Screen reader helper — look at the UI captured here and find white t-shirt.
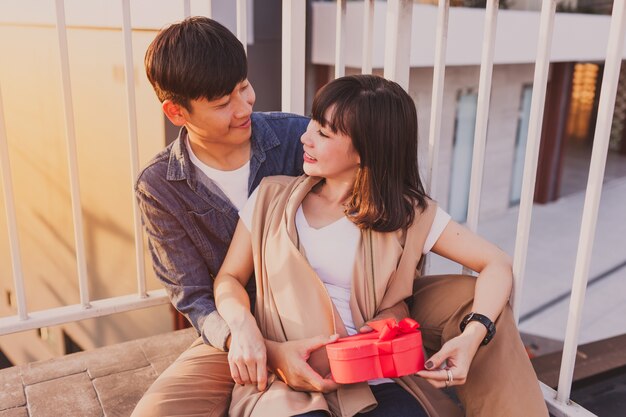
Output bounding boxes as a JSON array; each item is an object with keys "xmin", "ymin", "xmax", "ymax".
[{"xmin": 186, "ymin": 139, "xmax": 250, "ymax": 211}]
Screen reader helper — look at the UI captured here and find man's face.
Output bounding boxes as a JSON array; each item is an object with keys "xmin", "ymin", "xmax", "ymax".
[{"xmin": 179, "ymin": 79, "xmax": 256, "ymax": 147}]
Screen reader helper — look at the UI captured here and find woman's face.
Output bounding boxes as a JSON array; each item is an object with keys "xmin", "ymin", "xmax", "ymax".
[{"xmin": 300, "ymin": 111, "xmax": 360, "ymax": 182}]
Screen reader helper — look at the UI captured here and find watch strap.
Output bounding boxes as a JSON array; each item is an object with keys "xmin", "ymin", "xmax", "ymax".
[{"xmin": 460, "ymin": 312, "xmax": 496, "ymax": 345}]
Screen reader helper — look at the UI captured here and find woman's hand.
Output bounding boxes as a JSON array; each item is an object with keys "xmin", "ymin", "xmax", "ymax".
[
  {"xmin": 416, "ymin": 322, "xmax": 486, "ymax": 388},
  {"xmin": 228, "ymin": 317, "xmax": 269, "ymax": 392}
]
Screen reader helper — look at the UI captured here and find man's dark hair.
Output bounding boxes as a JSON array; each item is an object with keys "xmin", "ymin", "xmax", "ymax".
[
  {"xmin": 311, "ymin": 75, "xmax": 429, "ymax": 233},
  {"xmin": 145, "ymin": 17, "xmax": 247, "ymax": 111}
]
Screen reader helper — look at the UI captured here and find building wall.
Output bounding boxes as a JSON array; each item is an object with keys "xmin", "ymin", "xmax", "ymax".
[
  {"xmin": 409, "ymin": 64, "xmax": 535, "ymax": 219},
  {"xmin": 0, "ymin": 25, "xmax": 170, "ymax": 365},
  {"xmin": 343, "ymin": 63, "xmax": 534, "ymax": 221}
]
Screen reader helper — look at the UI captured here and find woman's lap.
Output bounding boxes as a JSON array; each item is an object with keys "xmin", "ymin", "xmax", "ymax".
[{"xmin": 293, "ymin": 383, "xmax": 428, "ymax": 417}]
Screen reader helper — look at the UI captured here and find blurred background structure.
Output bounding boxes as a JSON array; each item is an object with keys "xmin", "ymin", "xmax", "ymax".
[{"xmin": 1, "ymin": 1, "xmax": 625, "ymax": 416}]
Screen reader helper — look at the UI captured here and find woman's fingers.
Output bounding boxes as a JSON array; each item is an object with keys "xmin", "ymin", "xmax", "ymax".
[{"xmin": 416, "ymin": 368, "xmax": 455, "ymax": 389}]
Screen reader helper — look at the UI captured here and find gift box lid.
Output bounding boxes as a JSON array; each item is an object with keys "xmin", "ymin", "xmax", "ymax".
[{"xmin": 326, "ymin": 321, "xmax": 422, "ymax": 361}]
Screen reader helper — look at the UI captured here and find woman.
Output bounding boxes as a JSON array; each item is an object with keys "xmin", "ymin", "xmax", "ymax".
[{"xmin": 214, "ymin": 75, "xmax": 547, "ymax": 417}]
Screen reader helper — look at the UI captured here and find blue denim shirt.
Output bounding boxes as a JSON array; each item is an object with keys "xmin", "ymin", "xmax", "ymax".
[{"xmin": 136, "ymin": 112, "xmax": 308, "ymax": 350}]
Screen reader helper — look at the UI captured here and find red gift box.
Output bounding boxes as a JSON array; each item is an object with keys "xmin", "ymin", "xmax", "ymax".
[{"xmin": 326, "ymin": 318, "xmax": 425, "ymax": 384}]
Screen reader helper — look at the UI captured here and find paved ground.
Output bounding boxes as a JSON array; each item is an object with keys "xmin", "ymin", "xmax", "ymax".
[{"xmin": 0, "ymin": 328, "xmax": 196, "ymax": 417}]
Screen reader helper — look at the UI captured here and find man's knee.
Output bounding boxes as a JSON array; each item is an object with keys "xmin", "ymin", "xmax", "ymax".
[{"xmin": 131, "ymin": 340, "xmax": 233, "ymax": 417}]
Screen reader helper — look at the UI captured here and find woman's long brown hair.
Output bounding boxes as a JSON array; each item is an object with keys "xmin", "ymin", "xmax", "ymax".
[{"xmin": 311, "ymin": 75, "xmax": 428, "ymax": 232}]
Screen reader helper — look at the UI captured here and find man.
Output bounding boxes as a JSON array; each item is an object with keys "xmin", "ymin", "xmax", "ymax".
[
  {"xmin": 133, "ymin": 16, "xmax": 548, "ymax": 417},
  {"xmin": 132, "ymin": 17, "xmax": 341, "ymax": 417}
]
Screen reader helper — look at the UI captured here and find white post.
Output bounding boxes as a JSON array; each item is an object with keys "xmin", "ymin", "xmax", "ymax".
[
  {"xmin": 207, "ymin": 0, "xmax": 212, "ymax": 18},
  {"xmin": 121, "ymin": 0, "xmax": 147, "ymax": 298},
  {"xmin": 335, "ymin": 0, "xmax": 347, "ymax": 79},
  {"xmin": 183, "ymin": 0, "xmax": 191, "ymax": 18},
  {"xmin": 237, "ymin": 0, "xmax": 247, "ymax": 54},
  {"xmin": 511, "ymin": 0, "xmax": 557, "ymax": 322},
  {"xmin": 462, "ymin": 0, "xmax": 498, "ymax": 275},
  {"xmin": 556, "ymin": 0, "xmax": 626, "ymax": 404},
  {"xmin": 281, "ymin": 0, "xmax": 306, "ymax": 115},
  {"xmin": 54, "ymin": 0, "xmax": 91, "ymax": 308},
  {"xmin": 383, "ymin": 0, "xmax": 414, "ymax": 91},
  {"xmin": 361, "ymin": 0, "xmax": 375, "ymax": 75},
  {"xmin": 426, "ymin": 0, "xmax": 450, "ymax": 198},
  {"xmin": 0, "ymin": 86, "xmax": 28, "ymax": 320}
]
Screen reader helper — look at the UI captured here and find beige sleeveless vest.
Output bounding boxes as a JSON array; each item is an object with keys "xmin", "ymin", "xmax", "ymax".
[{"xmin": 229, "ymin": 175, "xmax": 461, "ymax": 417}]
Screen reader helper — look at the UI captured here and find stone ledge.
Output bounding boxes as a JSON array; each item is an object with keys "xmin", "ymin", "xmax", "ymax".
[{"xmin": 0, "ymin": 328, "xmax": 197, "ymax": 417}]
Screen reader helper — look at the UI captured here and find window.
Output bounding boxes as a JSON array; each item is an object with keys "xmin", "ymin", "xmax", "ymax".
[
  {"xmin": 510, "ymin": 85, "xmax": 533, "ymax": 206},
  {"xmin": 448, "ymin": 89, "xmax": 478, "ymax": 223}
]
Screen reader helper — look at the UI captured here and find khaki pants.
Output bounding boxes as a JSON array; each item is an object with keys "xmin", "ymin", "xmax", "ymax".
[{"xmin": 131, "ymin": 275, "xmax": 548, "ymax": 417}]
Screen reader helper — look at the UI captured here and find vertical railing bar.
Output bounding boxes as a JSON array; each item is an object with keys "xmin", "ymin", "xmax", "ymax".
[
  {"xmin": 511, "ymin": 0, "xmax": 557, "ymax": 322},
  {"xmin": 361, "ymin": 0, "xmax": 375, "ymax": 75},
  {"xmin": 281, "ymin": 0, "xmax": 306, "ymax": 115},
  {"xmin": 462, "ymin": 0, "xmax": 498, "ymax": 274},
  {"xmin": 54, "ymin": 0, "xmax": 90, "ymax": 308},
  {"xmin": 426, "ymin": 0, "xmax": 450, "ymax": 198},
  {"xmin": 383, "ymin": 0, "xmax": 414, "ymax": 91},
  {"xmin": 207, "ymin": 0, "xmax": 212, "ymax": 18},
  {"xmin": 121, "ymin": 0, "xmax": 147, "ymax": 298},
  {"xmin": 556, "ymin": 0, "xmax": 626, "ymax": 404},
  {"xmin": 0, "ymin": 86, "xmax": 28, "ymax": 320},
  {"xmin": 183, "ymin": 0, "xmax": 191, "ymax": 18},
  {"xmin": 236, "ymin": 0, "xmax": 247, "ymax": 54},
  {"xmin": 335, "ymin": 0, "xmax": 347, "ymax": 79}
]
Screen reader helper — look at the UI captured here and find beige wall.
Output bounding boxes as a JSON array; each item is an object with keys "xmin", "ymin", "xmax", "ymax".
[{"xmin": 0, "ymin": 25, "xmax": 171, "ymax": 365}]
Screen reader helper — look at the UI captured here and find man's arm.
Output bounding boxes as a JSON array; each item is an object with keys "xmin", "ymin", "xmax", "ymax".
[{"xmin": 136, "ymin": 186, "xmax": 231, "ymax": 351}]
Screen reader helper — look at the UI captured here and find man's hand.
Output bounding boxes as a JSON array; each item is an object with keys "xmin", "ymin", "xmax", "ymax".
[
  {"xmin": 228, "ymin": 318, "xmax": 268, "ymax": 391},
  {"xmin": 265, "ymin": 335, "xmax": 340, "ymax": 393}
]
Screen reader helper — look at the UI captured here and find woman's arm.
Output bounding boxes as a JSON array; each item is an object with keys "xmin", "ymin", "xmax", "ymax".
[
  {"xmin": 214, "ymin": 220, "xmax": 268, "ymax": 390},
  {"xmin": 432, "ymin": 220, "xmax": 512, "ymax": 324},
  {"xmin": 417, "ymin": 220, "xmax": 512, "ymax": 388}
]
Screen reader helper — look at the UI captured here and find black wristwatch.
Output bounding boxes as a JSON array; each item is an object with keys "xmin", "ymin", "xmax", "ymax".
[{"xmin": 460, "ymin": 312, "xmax": 496, "ymax": 345}]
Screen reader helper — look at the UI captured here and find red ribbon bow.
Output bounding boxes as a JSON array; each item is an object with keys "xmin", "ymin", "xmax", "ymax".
[{"xmin": 368, "ymin": 318, "xmax": 420, "ymax": 341}]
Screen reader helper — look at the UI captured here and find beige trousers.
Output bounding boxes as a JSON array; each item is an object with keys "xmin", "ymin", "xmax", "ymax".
[{"xmin": 131, "ymin": 275, "xmax": 548, "ymax": 417}]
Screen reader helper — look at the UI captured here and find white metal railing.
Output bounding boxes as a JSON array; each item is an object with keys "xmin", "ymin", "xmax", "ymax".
[
  {"xmin": 121, "ymin": 0, "xmax": 147, "ymax": 300},
  {"xmin": 0, "ymin": 1, "xmax": 619, "ymax": 415},
  {"xmin": 556, "ymin": 0, "xmax": 626, "ymax": 408},
  {"xmin": 54, "ymin": 0, "xmax": 91, "ymax": 309},
  {"xmin": 361, "ymin": 0, "xmax": 375, "ymax": 75},
  {"xmin": 281, "ymin": 0, "xmax": 306, "ymax": 115},
  {"xmin": 383, "ymin": 0, "xmax": 414, "ymax": 90},
  {"xmin": 511, "ymin": 0, "xmax": 557, "ymax": 324},
  {"xmin": 425, "ymin": 0, "xmax": 450, "ymax": 197},
  {"xmin": 0, "ymin": 85, "xmax": 27, "ymax": 321}
]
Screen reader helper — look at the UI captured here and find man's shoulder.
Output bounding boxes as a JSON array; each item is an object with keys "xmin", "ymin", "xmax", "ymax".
[
  {"xmin": 254, "ymin": 111, "xmax": 309, "ymax": 123},
  {"xmin": 252, "ymin": 112, "xmax": 309, "ymax": 136},
  {"xmin": 135, "ymin": 141, "xmax": 175, "ymax": 193}
]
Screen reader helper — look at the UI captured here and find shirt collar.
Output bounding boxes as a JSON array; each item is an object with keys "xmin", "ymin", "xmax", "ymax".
[
  {"xmin": 166, "ymin": 113, "xmax": 281, "ymax": 182},
  {"xmin": 166, "ymin": 127, "xmax": 192, "ymax": 182},
  {"xmin": 249, "ymin": 113, "xmax": 280, "ymax": 162}
]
